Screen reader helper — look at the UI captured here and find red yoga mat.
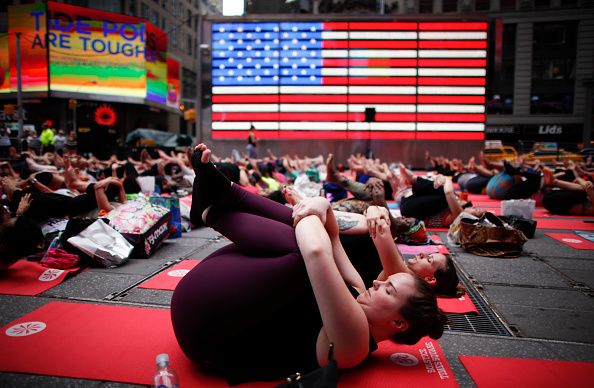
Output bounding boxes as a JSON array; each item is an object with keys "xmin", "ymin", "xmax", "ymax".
[
  {"xmin": 0, "ymin": 261, "xmax": 80, "ymax": 296},
  {"xmin": 471, "ymin": 201, "xmax": 502, "ymax": 208},
  {"xmin": 467, "ymin": 194, "xmax": 491, "ymax": 202},
  {"xmin": 0, "ymin": 302, "xmax": 458, "ymax": 387},
  {"xmin": 398, "ymin": 244, "xmax": 441, "ymax": 255},
  {"xmin": 437, "ymin": 295, "xmax": 478, "ymax": 315},
  {"xmin": 459, "ymin": 356, "xmax": 594, "ymax": 388},
  {"xmin": 426, "ymin": 227, "xmax": 450, "ymax": 232},
  {"xmin": 138, "ymin": 260, "xmax": 200, "ymax": 290},
  {"xmin": 536, "ymin": 219, "xmax": 594, "ymax": 231},
  {"xmin": 545, "ymin": 233, "xmax": 594, "ymax": 250},
  {"xmin": 533, "ymin": 208, "xmax": 594, "ymax": 219}
]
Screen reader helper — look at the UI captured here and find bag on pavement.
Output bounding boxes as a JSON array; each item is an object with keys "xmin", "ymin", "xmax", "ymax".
[
  {"xmin": 459, "ymin": 212, "xmax": 528, "ymax": 258},
  {"xmin": 66, "ymin": 219, "xmax": 132, "ymax": 268}
]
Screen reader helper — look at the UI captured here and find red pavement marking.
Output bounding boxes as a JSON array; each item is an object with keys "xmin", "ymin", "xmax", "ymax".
[
  {"xmin": 138, "ymin": 260, "xmax": 200, "ymax": 290},
  {"xmin": 545, "ymin": 233, "xmax": 594, "ymax": 250},
  {"xmin": 460, "ymin": 356, "xmax": 594, "ymax": 388}
]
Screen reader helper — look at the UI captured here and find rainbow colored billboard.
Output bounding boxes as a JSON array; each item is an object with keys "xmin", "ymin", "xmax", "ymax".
[
  {"xmin": 166, "ymin": 57, "xmax": 181, "ymax": 109},
  {"xmin": 4, "ymin": 2, "xmax": 171, "ymax": 105},
  {"xmin": 7, "ymin": 3, "xmax": 49, "ymax": 93}
]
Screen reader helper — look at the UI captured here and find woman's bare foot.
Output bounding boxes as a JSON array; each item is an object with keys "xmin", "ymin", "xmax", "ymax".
[
  {"xmin": 0, "ymin": 176, "xmax": 18, "ymax": 200},
  {"xmin": 325, "ymin": 153, "xmax": 342, "ymax": 183},
  {"xmin": 282, "ymin": 185, "xmax": 303, "ymax": 206},
  {"xmin": 468, "ymin": 156, "xmax": 476, "ymax": 172},
  {"xmin": 399, "ymin": 163, "xmax": 415, "ymax": 186},
  {"xmin": 543, "ymin": 167, "xmax": 556, "ymax": 186}
]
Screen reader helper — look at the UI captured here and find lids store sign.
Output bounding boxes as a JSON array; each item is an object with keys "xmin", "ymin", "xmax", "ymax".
[
  {"xmin": 524, "ymin": 124, "xmax": 581, "ymax": 141},
  {"xmin": 487, "ymin": 124, "xmax": 581, "ymax": 141},
  {"xmin": 537, "ymin": 125, "xmax": 563, "ymax": 135}
]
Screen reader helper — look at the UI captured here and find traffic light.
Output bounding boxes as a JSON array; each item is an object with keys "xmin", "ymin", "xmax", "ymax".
[
  {"xmin": 183, "ymin": 108, "xmax": 196, "ymax": 122},
  {"xmin": 3, "ymin": 104, "xmax": 15, "ymax": 115},
  {"xmin": 179, "ymin": 103, "xmax": 185, "ymax": 112},
  {"xmin": 68, "ymin": 99, "xmax": 78, "ymax": 110}
]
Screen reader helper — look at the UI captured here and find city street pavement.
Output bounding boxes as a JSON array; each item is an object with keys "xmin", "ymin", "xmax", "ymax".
[{"xmin": 1, "ymin": 217, "xmax": 594, "ymax": 387}]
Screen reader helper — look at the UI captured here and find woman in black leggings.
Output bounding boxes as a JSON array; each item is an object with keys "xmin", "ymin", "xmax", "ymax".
[
  {"xmin": 542, "ymin": 167, "xmax": 594, "ymax": 215},
  {"xmin": 170, "ymin": 144, "xmax": 446, "ymax": 385}
]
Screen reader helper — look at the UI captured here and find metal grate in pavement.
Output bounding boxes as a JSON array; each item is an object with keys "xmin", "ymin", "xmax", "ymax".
[{"xmin": 444, "ymin": 264, "xmax": 514, "ymax": 337}]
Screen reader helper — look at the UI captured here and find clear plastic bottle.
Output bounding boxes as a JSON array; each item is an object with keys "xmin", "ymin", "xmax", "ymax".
[{"xmin": 153, "ymin": 353, "xmax": 179, "ymax": 388}]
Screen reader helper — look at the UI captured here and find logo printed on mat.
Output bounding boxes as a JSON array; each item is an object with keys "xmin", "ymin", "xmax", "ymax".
[
  {"xmin": 390, "ymin": 352, "xmax": 419, "ymax": 366},
  {"xmin": 5, "ymin": 321, "xmax": 47, "ymax": 337},
  {"xmin": 38, "ymin": 269, "xmax": 64, "ymax": 282},
  {"xmin": 562, "ymin": 238, "xmax": 582, "ymax": 244},
  {"xmin": 168, "ymin": 269, "xmax": 190, "ymax": 277}
]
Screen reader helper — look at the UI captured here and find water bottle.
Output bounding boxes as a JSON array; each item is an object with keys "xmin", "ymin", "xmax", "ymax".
[{"xmin": 153, "ymin": 353, "xmax": 179, "ymax": 388}]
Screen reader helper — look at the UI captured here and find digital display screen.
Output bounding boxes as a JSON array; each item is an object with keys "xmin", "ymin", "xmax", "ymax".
[
  {"xmin": 7, "ymin": 3, "xmax": 49, "ymax": 93},
  {"xmin": 4, "ymin": 2, "xmax": 169, "ymax": 105},
  {"xmin": 166, "ymin": 57, "xmax": 181, "ymax": 109},
  {"xmin": 47, "ymin": 2, "xmax": 147, "ymax": 99},
  {"xmin": 211, "ymin": 21, "xmax": 487, "ymax": 140},
  {"xmin": 0, "ymin": 34, "xmax": 9, "ymax": 94},
  {"xmin": 145, "ymin": 21, "xmax": 167, "ymax": 104}
]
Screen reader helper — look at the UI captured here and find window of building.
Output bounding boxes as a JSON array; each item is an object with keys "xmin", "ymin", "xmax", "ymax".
[
  {"xmin": 561, "ymin": 0, "xmax": 578, "ymax": 6},
  {"xmin": 182, "ymin": 68, "xmax": 197, "ymax": 99},
  {"xmin": 150, "ymin": 9, "xmax": 159, "ymax": 25},
  {"xmin": 531, "ymin": 21, "xmax": 578, "ymax": 114},
  {"xmin": 443, "ymin": 0, "xmax": 458, "ymax": 12},
  {"xmin": 172, "ymin": 29, "xmax": 178, "ymax": 48},
  {"xmin": 141, "ymin": 3, "xmax": 149, "ymax": 19},
  {"xmin": 127, "ymin": 0, "xmax": 137, "ymax": 15},
  {"xmin": 475, "ymin": 0, "xmax": 490, "ymax": 10},
  {"xmin": 187, "ymin": 35, "xmax": 193, "ymax": 56},
  {"xmin": 534, "ymin": 0, "xmax": 550, "ymax": 8},
  {"xmin": 71, "ymin": 0, "xmax": 122, "ymax": 13},
  {"xmin": 500, "ymin": 0, "xmax": 516, "ymax": 10},
  {"xmin": 419, "ymin": 0, "xmax": 433, "ymax": 13},
  {"xmin": 487, "ymin": 23, "xmax": 516, "ymax": 114},
  {"xmin": 173, "ymin": 0, "xmax": 178, "ymax": 16},
  {"xmin": 188, "ymin": 9, "xmax": 193, "ymax": 27}
]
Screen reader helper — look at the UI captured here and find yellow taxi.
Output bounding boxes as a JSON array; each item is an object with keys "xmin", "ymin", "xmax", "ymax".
[
  {"xmin": 523, "ymin": 142, "xmax": 583, "ymax": 163},
  {"xmin": 483, "ymin": 146, "xmax": 518, "ymax": 163}
]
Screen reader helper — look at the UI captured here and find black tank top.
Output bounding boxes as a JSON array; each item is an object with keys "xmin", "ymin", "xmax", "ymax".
[{"xmin": 223, "ymin": 284, "xmax": 377, "ymax": 385}]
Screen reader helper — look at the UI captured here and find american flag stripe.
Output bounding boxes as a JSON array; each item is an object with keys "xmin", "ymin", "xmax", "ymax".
[
  {"xmin": 211, "ymin": 21, "xmax": 487, "ymax": 140},
  {"xmin": 212, "ymin": 130, "xmax": 484, "ymax": 140},
  {"xmin": 212, "ymin": 113, "xmax": 485, "ymax": 122}
]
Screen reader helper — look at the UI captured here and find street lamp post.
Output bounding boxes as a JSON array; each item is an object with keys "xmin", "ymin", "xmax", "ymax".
[{"xmin": 72, "ymin": 80, "xmax": 97, "ymax": 134}]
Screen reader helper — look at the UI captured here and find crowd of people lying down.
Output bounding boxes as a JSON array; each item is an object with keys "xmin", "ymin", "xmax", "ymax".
[
  {"xmin": 1, "ymin": 142, "xmax": 594, "ymax": 383},
  {"xmin": 1, "ymin": 143, "xmax": 593, "ymax": 281}
]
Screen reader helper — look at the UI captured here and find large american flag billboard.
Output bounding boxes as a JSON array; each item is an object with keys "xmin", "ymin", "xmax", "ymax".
[{"xmin": 211, "ymin": 21, "xmax": 487, "ymax": 140}]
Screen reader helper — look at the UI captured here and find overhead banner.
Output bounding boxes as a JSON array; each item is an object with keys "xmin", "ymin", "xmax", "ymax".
[
  {"xmin": 4, "ymin": 2, "xmax": 169, "ymax": 105},
  {"xmin": 47, "ymin": 2, "xmax": 146, "ymax": 98},
  {"xmin": 145, "ymin": 22, "xmax": 168, "ymax": 104},
  {"xmin": 166, "ymin": 57, "xmax": 181, "ymax": 108}
]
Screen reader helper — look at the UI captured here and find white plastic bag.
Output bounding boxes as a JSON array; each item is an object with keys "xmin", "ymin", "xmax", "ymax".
[
  {"xmin": 67, "ymin": 220, "xmax": 133, "ymax": 268},
  {"xmin": 501, "ymin": 199, "xmax": 535, "ymax": 220},
  {"xmin": 137, "ymin": 176, "xmax": 156, "ymax": 195}
]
